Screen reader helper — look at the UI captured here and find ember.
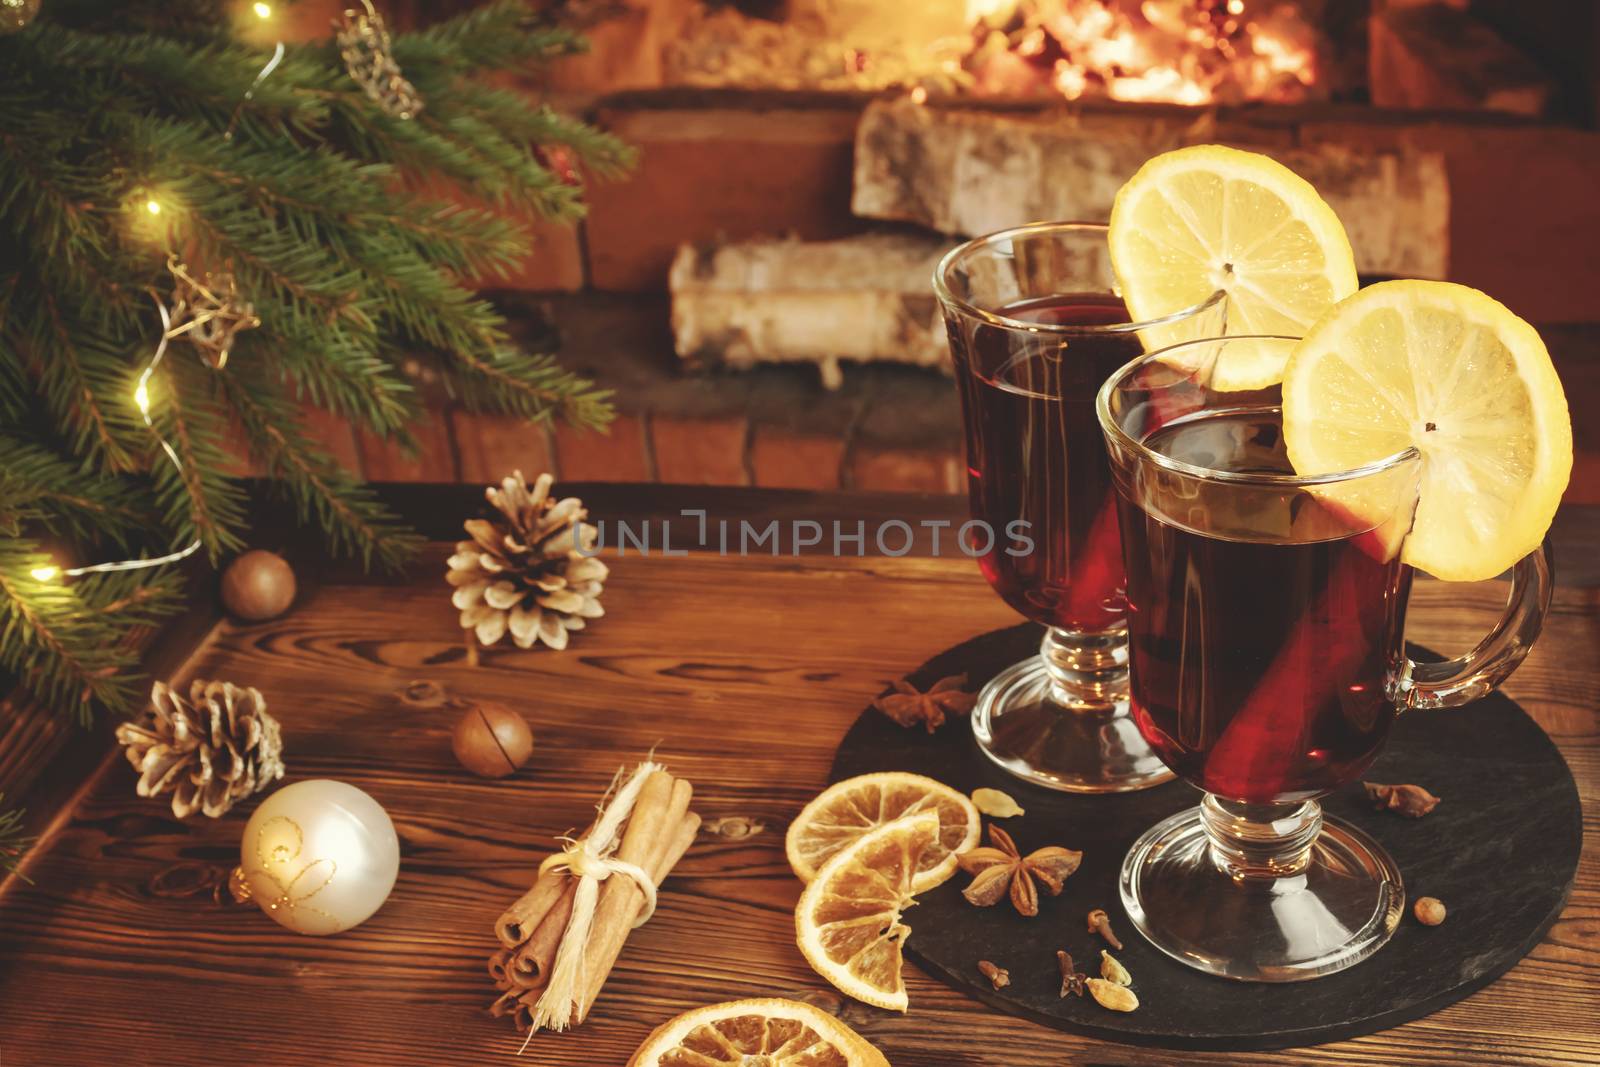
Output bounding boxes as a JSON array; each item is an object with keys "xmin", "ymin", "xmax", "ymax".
[
  {"xmin": 665, "ymin": 0, "xmax": 1322, "ymax": 107},
  {"xmin": 964, "ymin": 0, "xmax": 1323, "ymax": 105}
]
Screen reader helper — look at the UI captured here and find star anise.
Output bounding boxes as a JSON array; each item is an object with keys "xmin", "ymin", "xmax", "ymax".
[
  {"xmin": 872, "ymin": 673, "xmax": 977, "ymax": 733},
  {"xmin": 956, "ymin": 824, "xmax": 1082, "ymax": 917}
]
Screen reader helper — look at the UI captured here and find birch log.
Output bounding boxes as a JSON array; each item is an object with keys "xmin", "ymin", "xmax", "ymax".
[
  {"xmin": 852, "ymin": 98, "xmax": 1450, "ymax": 279},
  {"xmin": 669, "ymin": 232, "xmax": 954, "ymax": 389}
]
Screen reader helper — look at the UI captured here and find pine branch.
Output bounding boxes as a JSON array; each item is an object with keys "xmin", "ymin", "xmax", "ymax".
[
  {"xmin": 148, "ymin": 360, "xmax": 246, "ymax": 560},
  {"xmin": 243, "ymin": 324, "xmax": 419, "ymax": 437},
  {"xmin": 0, "ymin": 796, "xmax": 30, "ymax": 880},
  {"xmin": 215, "ymin": 370, "xmax": 421, "ymax": 571},
  {"xmin": 443, "ymin": 83, "xmax": 635, "ymax": 182},
  {"xmin": 0, "ymin": 544, "xmax": 184, "ymax": 721},
  {"xmin": 452, "ymin": 347, "xmax": 614, "ymax": 430},
  {"xmin": 0, "ymin": 0, "xmax": 629, "ymax": 722},
  {"xmin": 397, "ymin": 1, "xmax": 587, "ymax": 75},
  {"xmin": 0, "ymin": 434, "xmax": 153, "ymax": 546},
  {"xmin": 4, "ymin": 281, "xmax": 145, "ymax": 472},
  {"xmin": 414, "ymin": 109, "xmax": 587, "ymax": 216}
]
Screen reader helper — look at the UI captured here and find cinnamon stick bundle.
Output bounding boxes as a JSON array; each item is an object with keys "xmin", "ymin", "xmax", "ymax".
[{"xmin": 487, "ymin": 761, "xmax": 698, "ymax": 1035}]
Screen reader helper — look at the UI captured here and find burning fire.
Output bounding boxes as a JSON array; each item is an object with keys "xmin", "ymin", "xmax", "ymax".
[
  {"xmin": 963, "ymin": 0, "xmax": 1321, "ymax": 105},
  {"xmin": 664, "ymin": 0, "xmax": 1321, "ymax": 106}
]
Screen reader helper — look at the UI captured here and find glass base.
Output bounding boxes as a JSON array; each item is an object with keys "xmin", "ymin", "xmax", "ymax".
[
  {"xmin": 970, "ymin": 629, "xmax": 1174, "ymax": 793},
  {"xmin": 1119, "ymin": 796, "xmax": 1404, "ymax": 982}
]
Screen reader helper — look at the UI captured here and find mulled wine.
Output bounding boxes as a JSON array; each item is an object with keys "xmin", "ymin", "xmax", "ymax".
[
  {"xmin": 950, "ymin": 293, "xmax": 1141, "ymax": 632},
  {"xmin": 1117, "ymin": 410, "xmax": 1414, "ymax": 804}
]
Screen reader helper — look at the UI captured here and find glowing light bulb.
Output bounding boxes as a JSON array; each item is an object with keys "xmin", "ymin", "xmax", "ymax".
[
  {"xmin": 30, "ymin": 565, "xmax": 60, "ymax": 582},
  {"xmin": 134, "ymin": 382, "xmax": 151, "ymax": 413},
  {"xmin": 253, "ymin": 2, "xmax": 272, "ymax": 17},
  {"xmin": 145, "ymin": 200, "xmax": 162, "ymax": 216}
]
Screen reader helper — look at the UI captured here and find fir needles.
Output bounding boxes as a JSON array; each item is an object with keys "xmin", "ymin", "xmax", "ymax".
[{"xmin": 0, "ymin": 0, "xmax": 631, "ymax": 718}]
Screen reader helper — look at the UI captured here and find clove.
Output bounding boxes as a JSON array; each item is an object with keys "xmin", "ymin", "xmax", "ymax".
[
  {"xmin": 1056, "ymin": 950, "xmax": 1087, "ymax": 998},
  {"xmin": 1087, "ymin": 907, "xmax": 1123, "ymax": 950},
  {"xmin": 977, "ymin": 959, "xmax": 1011, "ymax": 990}
]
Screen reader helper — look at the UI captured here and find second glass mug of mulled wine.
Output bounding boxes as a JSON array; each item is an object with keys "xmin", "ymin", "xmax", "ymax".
[
  {"xmin": 1097, "ymin": 334, "xmax": 1553, "ymax": 981},
  {"xmin": 934, "ymin": 221, "xmax": 1226, "ymax": 792}
]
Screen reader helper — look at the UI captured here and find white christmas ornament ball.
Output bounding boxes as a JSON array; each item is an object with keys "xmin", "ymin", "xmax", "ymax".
[{"xmin": 238, "ymin": 779, "xmax": 399, "ymax": 936}]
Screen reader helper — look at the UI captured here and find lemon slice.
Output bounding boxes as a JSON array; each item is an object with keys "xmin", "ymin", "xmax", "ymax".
[
  {"xmin": 1108, "ymin": 144, "xmax": 1358, "ymax": 390},
  {"xmin": 1282, "ymin": 280, "xmax": 1571, "ymax": 582},
  {"xmin": 786, "ymin": 772, "xmax": 980, "ymax": 892},
  {"xmin": 795, "ymin": 811, "xmax": 940, "ymax": 1012},
  {"xmin": 626, "ymin": 997, "xmax": 889, "ymax": 1067}
]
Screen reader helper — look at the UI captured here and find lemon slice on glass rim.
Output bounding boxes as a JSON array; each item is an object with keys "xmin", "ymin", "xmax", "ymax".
[
  {"xmin": 1281, "ymin": 280, "xmax": 1571, "ymax": 582},
  {"xmin": 1108, "ymin": 143, "xmax": 1358, "ymax": 390}
]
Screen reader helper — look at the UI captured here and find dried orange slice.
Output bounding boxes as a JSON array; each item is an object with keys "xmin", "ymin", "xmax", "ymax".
[
  {"xmin": 626, "ymin": 998, "xmax": 889, "ymax": 1067},
  {"xmin": 795, "ymin": 811, "xmax": 941, "ymax": 1012},
  {"xmin": 786, "ymin": 772, "xmax": 979, "ymax": 892}
]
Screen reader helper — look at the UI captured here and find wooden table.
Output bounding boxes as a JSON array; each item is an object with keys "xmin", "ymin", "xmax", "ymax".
[{"xmin": 1, "ymin": 485, "xmax": 1595, "ymax": 1066}]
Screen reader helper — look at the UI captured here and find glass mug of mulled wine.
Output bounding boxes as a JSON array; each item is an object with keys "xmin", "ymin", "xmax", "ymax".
[
  {"xmin": 1097, "ymin": 335, "xmax": 1552, "ymax": 981},
  {"xmin": 934, "ymin": 221, "xmax": 1226, "ymax": 793}
]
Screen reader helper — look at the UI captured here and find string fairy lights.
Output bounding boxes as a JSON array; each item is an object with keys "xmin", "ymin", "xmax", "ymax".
[
  {"xmin": 34, "ymin": 257, "xmax": 258, "ymax": 583},
  {"xmin": 225, "ymin": 2, "xmax": 285, "ymax": 140},
  {"xmin": 35, "ymin": 295, "xmax": 202, "ymax": 580},
  {"xmin": 33, "ymin": 2, "xmax": 281, "ymax": 586},
  {"xmin": 33, "ymin": 0, "xmax": 411, "ymax": 586}
]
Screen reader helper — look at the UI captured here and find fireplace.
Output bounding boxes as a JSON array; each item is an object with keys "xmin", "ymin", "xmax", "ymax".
[
  {"xmin": 282, "ymin": 1, "xmax": 1600, "ymax": 504},
  {"xmin": 665, "ymin": 0, "xmax": 1329, "ymax": 106}
]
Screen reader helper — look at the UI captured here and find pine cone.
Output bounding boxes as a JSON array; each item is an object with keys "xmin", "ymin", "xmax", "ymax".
[
  {"xmin": 447, "ymin": 471, "xmax": 608, "ymax": 651},
  {"xmin": 116, "ymin": 680, "xmax": 285, "ymax": 819}
]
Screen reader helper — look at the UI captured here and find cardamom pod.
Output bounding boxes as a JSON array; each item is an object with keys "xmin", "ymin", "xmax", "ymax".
[
  {"xmin": 1086, "ymin": 977, "xmax": 1139, "ymax": 1012},
  {"xmin": 1100, "ymin": 949, "xmax": 1132, "ymax": 986},
  {"xmin": 971, "ymin": 787, "xmax": 1025, "ymax": 818}
]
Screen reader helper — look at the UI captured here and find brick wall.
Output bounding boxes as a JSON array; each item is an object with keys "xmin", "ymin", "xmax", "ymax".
[
  {"xmin": 261, "ymin": 6, "xmax": 1600, "ymax": 502},
  {"xmin": 457, "ymin": 93, "xmax": 1600, "ymax": 503}
]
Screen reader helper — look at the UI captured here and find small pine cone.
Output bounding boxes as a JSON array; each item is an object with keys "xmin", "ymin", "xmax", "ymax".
[
  {"xmin": 446, "ymin": 470, "xmax": 608, "ymax": 651},
  {"xmin": 116, "ymin": 680, "xmax": 285, "ymax": 819}
]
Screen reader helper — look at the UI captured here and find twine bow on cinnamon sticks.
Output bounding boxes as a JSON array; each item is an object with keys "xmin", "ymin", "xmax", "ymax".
[{"xmin": 488, "ymin": 760, "xmax": 700, "ymax": 1038}]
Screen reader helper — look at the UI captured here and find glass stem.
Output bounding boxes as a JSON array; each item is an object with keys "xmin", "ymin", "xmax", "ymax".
[
  {"xmin": 1200, "ymin": 794, "xmax": 1322, "ymax": 881},
  {"xmin": 1042, "ymin": 626, "xmax": 1127, "ymax": 710}
]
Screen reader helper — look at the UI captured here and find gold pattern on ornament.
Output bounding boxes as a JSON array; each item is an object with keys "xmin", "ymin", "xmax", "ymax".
[
  {"xmin": 336, "ymin": 0, "xmax": 424, "ymax": 120},
  {"xmin": 242, "ymin": 815, "xmax": 342, "ymax": 934},
  {"xmin": 164, "ymin": 255, "xmax": 260, "ymax": 370}
]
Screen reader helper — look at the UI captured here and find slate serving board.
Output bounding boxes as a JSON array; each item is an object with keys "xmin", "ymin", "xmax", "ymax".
[{"xmin": 829, "ymin": 623, "xmax": 1583, "ymax": 1051}]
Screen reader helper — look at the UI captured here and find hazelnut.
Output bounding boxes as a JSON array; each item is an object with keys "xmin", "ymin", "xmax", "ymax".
[
  {"xmin": 220, "ymin": 550, "xmax": 296, "ymax": 621},
  {"xmin": 452, "ymin": 701, "xmax": 534, "ymax": 778}
]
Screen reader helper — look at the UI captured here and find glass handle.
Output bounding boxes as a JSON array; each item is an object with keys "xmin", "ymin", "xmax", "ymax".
[{"xmin": 1393, "ymin": 542, "xmax": 1554, "ymax": 711}]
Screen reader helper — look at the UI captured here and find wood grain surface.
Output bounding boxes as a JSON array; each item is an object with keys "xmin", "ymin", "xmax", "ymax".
[{"xmin": 0, "ymin": 522, "xmax": 1596, "ymax": 1065}]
